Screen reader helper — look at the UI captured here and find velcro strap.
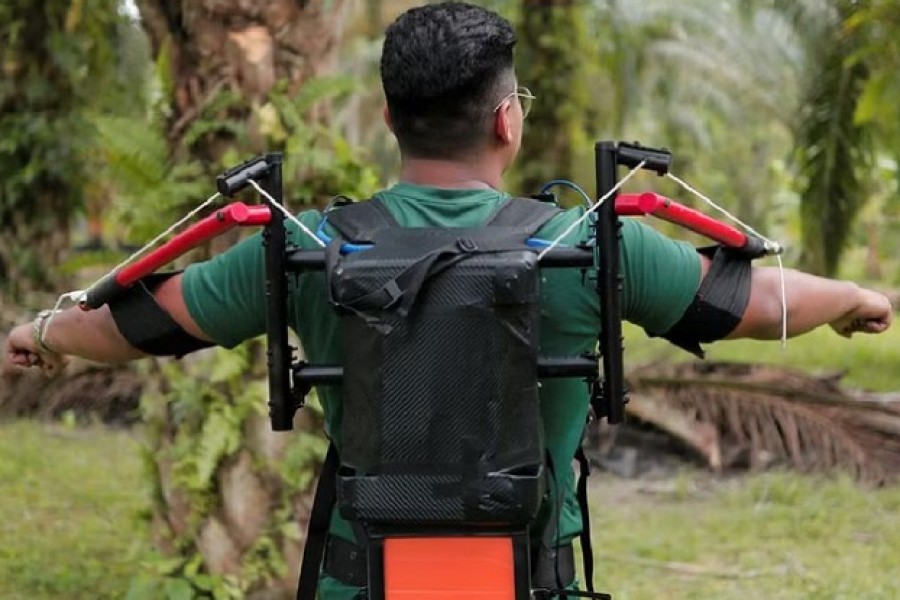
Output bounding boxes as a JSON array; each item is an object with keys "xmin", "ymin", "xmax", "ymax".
[
  {"xmin": 531, "ymin": 543, "xmax": 576, "ymax": 590},
  {"xmin": 657, "ymin": 244, "xmax": 752, "ymax": 358},
  {"xmin": 486, "ymin": 197, "xmax": 561, "ymax": 232},
  {"xmin": 108, "ymin": 272, "xmax": 213, "ymax": 357},
  {"xmin": 325, "ymin": 199, "xmax": 399, "ymax": 243},
  {"xmin": 323, "ymin": 535, "xmax": 368, "ymax": 588}
]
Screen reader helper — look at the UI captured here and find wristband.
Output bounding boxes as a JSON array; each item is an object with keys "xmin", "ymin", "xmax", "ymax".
[{"xmin": 32, "ymin": 309, "xmax": 60, "ymax": 354}]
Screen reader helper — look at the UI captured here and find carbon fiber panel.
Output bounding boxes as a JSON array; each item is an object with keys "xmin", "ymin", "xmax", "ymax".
[
  {"xmin": 337, "ymin": 468, "xmax": 544, "ymax": 525},
  {"xmin": 332, "ymin": 235, "xmax": 545, "ymax": 526}
]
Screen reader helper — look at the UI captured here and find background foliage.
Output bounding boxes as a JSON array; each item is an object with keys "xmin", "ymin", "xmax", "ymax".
[
  {"xmin": 4, "ymin": 0, "xmax": 900, "ymax": 597},
  {"xmin": 0, "ymin": 0, "xmax": 141, "ymax": 296}
]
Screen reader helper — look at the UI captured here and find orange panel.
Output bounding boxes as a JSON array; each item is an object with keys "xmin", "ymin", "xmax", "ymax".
[{"xmin": 384, "ymin": 536, "xmax": 516, "ymax": 600}]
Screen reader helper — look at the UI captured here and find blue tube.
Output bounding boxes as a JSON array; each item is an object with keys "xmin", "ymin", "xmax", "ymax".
[
  {"xmin": 316, "ymin": 217, "xmax": 373, "ymax": 254},
  {"xmin": 539, "ymin": 179, "xmax": 593, "ymax": 208}
]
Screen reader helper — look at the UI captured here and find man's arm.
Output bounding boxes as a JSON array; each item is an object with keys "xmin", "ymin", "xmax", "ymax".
[
  {"xmin": 623, "ymin": 222, "xmax": 893, "ymax": 355},
  {"xmin": 4, "ymin": 274, "xmax": 209, "ymax": 369},
  {"xmin": 727, "ymin": 261, "xmax": 893, "ymax": 340},
  {"xmin": 5, "ymin": 211, "xmax": 321, "ymax": 373}
]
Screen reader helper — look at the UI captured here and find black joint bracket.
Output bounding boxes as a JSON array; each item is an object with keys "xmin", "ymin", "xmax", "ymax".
[
  {"xmin": 216, "ymin": 153, "xmax": 282, "ymax": 196},
  {"xmin": 616, "ymin": 141, "xmax": 672, "ymax": 176}
]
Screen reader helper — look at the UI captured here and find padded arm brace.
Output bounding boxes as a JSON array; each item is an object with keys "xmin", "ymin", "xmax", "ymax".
[
  {"xmin": 653, "ymin": 245, "xmax": 752, "ymax": 358},
  {"xmin": 108, "ymin": 272, "xmax": 214, "ymax": 357}
]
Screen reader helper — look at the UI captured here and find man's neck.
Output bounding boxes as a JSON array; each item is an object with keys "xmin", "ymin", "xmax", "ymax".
[{"xmin": 399, "ymin": 157, "xmax": 503, "ymax": 190}]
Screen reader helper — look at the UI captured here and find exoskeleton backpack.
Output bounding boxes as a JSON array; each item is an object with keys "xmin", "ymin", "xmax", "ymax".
[
  {"xmin": 325, "ymin": 197, "xmax": 560, "ymax": 527},
  {"xmin": 296, "ymin": 195, "xmax": 613, "ymax": 599}
]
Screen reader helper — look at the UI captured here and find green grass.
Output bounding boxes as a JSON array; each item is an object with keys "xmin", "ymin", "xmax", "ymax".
[
  {"xmin": 2, "ymin": 415, "xmax": 900, "ymax": 599},
  {"xmin": 0, "ymin": 420, "xmax": 150, "ymax": 600},
  {"xmin": 589, "ymin": 470, "xmax": 900, "ymax": 599},
  {"xmin": 624, "ymin": 319, "xmax": 900, "ymax": 392}
]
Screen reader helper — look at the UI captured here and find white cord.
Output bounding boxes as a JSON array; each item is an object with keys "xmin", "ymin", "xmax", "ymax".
[
  {"xmin": 776, "ymin": 254, "xmax": 787, "ymax": 349},
  {"xmin": 73, "ymin": 191, "xmax": 223, "ymax": 304},
  {"xmin": 248, "ymin": 180, "xmax": 326, "ymax": 248},
  {"xmin": 666, "ymin": 172, "xmax": 789, "ymax": 348},
  {"xmin": 39, "ymin": 291, "xmax": 86, "ymax": 348},
  {"xmin": 537, "ymin": 161, "xmax": 647, "ymax": 260},
  {"xmin": 45, "ymin": 180, "xmax": 322, "ymax": 327}
]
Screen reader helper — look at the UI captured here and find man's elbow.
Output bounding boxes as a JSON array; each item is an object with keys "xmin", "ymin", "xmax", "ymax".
[{"xmin": 727, "ymin": 270, "xmax": 785, "ymax": 340}]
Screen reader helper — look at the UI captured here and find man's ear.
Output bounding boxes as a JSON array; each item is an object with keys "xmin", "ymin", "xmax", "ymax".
[
  {"xmin": 494, "ymin": 103, "xmax": 514, "ymax": 145},
  {"xmin": 383, "ymin": 105, "xmax": 394, "ymax": 132}
]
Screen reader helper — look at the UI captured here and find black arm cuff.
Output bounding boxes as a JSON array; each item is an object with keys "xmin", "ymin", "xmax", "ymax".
[
  {"xmin": 108, "ymin": 272, "xmax": 215, "ymax": 358},
  {"xmin": 650, "ymin": 245, "xmax": 752, "ymax": 358}
]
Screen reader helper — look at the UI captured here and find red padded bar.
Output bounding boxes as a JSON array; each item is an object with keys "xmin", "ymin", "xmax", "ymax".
[
  {"xmin": 616, "ymin": 192, "xmax": 747, "ymax": 248},
  {"xmin": 116, "ymin": 202, "xmax": 271, "ymax": 287}
]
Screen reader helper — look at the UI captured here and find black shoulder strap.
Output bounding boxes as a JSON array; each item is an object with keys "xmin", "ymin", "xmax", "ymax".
[
  {"xmin": 329, "ymin": 196, "xmax": 559, "ymax": 241},
  {"xmin": 326, "ymin": 199, "xmax": 398, "ymax": 243},
  {"xmin": 296, "ymin": 442, "xmax": 339, "ymax": 600},
  {"xmin": 574, "ymin": 445, "xmax": 596, "ymax": 593},
  {"xmin": 486, "ymin": 197, "xmax": 561, "ymax": 233}
]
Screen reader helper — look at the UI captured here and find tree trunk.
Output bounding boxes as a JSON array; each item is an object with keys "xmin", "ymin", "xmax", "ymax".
[
  {"xmin": 136, "ymin": 0, "xmax": 349, "ymax": 158},
  {"xmin": 0, "ymin": 0, "xmax": 121, "ymax": 297},
  {"xmin": 132, "ymin": 1, "xmax": 348, "ymax": 596},
  {"xmin": 515, "ymin": 0, "xmax": 597, "ymax": 195}
]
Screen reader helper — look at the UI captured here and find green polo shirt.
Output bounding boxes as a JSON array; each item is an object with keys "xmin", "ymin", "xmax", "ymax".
[{"xmin": 182, "ymin": 183, "xmax": 701, "ymax": 597}]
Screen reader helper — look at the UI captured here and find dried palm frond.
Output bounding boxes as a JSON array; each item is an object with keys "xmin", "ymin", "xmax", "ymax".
[{"xmin": 626, "ymin": 361, "xmax": 900, "ymax": 484}]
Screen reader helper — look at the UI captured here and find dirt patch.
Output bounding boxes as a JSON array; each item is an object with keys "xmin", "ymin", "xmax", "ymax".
[{"xmin": 0, "ymin": 353, "xmax": 143, "ymax": 425}]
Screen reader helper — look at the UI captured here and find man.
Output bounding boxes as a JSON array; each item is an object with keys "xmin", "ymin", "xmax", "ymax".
[{"xmin": 4, "ymin": 2, "xmax": 893, "ymax": 598}]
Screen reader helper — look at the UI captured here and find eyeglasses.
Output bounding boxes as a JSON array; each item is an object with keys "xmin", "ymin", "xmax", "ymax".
[{"xmin": 493, "ymin": 86, "xmax": 536, "ymax": 119}]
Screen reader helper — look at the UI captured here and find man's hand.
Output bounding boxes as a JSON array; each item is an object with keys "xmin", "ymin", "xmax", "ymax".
[
  {"xmin": 829, "ymin": 286, "xmax": 893, "ymax": 338},
  {"xmin": 3, "ymin": 321, "xmax": 65, "ymax": 375}
]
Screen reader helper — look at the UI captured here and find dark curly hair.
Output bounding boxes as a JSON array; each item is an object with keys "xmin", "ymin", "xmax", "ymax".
[{"xmin": 381, "ymin": 2, "xmax": 517, "ymax": 159}]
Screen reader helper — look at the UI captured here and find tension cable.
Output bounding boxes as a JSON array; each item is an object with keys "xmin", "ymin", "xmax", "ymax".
[
  {"xmin": 666, "ymin": 172, "xmax": 788, "ymax": 347},
  {"xmin": 247, "ymin": 180, "xmax": 325, "ymax": 248},
  {"xmin": 537, "ymin": 160, "xmax": 647, "ymax": 260},
  {"xmin": 41, "ymin": 191, "xmax": 224, "ymax": 338}
]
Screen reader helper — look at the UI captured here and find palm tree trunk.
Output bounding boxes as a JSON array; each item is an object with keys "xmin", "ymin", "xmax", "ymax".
[
  {"xmin": 516, "ymin": 0, "xmax": 597, "ymax": 195},
  {"xmin": 0, "ymin": 0, "xmax": 121, "ymax": 297},
  {"xmin": 136, "ymin": 0, "xmax": 349, "ymax": 156},
  {"xmin": 132, "ymin": 1, "xmax": 348, "ymax": 595}
]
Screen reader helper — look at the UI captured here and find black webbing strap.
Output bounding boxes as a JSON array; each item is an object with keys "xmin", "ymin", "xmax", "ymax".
[
  {"xmin": 325, "ymin": 199, "xmax": 399, "ymax": 243},
  {"xmin": 326, "ymin": 197, "xmax": 560, "ymax": 319},
  {"xmin": 332, "ymin": 239, "xmax": 470, "ymax": 315},
  {"xmin": 486, "ymin": 197, "xmax": 561, "ymax": 231},
  {"xmin": 296, "ymin": 442, "xmax": 340, "ymax": 600},
  {"xmin": 574, "ymin": 446, "xmax": 595, "ymax": 593},
  {"xmin": 532, "ymin": 448, "xmax": 611, "ymax": 600},
  {"xmin": 329, "ymin": 196, "xmax": 560, "ymax": 242},
  {"xmin": 334, "ymin": 232, "xmax": 540, "ymax": 317},
  {"xmin": 108, "ymin": 272, "xmax": 213, "ymax": 358},
  {"xmin": 536, "ymin": 591, "xmax": 611, "ymax": 599},
  {"xmin": 531, "ymin": 543, "xmax": 575, "ymax": 590}
]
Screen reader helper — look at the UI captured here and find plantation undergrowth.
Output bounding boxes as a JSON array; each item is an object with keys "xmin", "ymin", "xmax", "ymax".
[{"xmin": 2, "ymin": 419, "xmax": 899, "ymax": 599}]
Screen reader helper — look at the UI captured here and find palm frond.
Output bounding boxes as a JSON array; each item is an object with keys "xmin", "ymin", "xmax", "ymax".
[
  {"xmin": 628, "ymin": 361, "xmax": 900, "ymax": 484},
  {"xmin": 793, "ymin": 14, "xmax": 872, "ymax": 276}
]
